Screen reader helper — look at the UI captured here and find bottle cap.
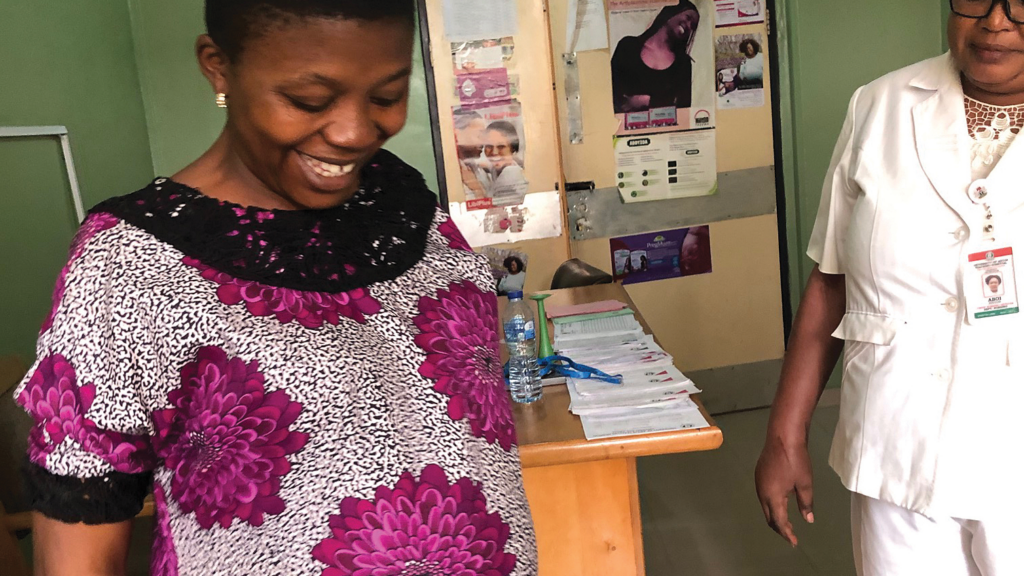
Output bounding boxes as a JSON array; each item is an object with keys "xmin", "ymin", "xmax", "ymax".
[{"xmin": 507, "ymin": 291, "xmax": 524, "ymax": 300}]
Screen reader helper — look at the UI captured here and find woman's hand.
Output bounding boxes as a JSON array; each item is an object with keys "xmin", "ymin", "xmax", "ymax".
[
  {"xmin": 459, "ymin": 162, "xmax": 487, "ymax": 199},
  {"xmin": 753, "ymin": 266, "xmax": 846, "ymax": 547},
  {"xmin": 621, "ymin": 94, "xmax": 652, "ymax": 112},
  {"xmin": 755, "ymin": 433, "xmax": 815, "ymax": 546}
]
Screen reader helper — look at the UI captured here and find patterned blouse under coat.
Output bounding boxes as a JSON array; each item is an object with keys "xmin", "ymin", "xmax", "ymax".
[{"xmin": 16, "ymin": 151, "xmax": 538, "ymax": 576}]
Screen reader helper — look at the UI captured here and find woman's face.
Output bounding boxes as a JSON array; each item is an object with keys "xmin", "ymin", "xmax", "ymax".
[
  {"xmin": 744, "ymin": 43, "xmax": 758, "ymax": 58},
  {"xmin": 456, "ymin": 118, "xmax": 487, "ymax": 160},
  {"xmin": 989, "ymin": 277, "xmax": 1002, "ymax": 292},
  {"xmin": 485, "ymin": 129, "xmax": 516, "ymax": 168},
  {"xmin": 665, "ymin": 9, "xmax": 700, "ymax": 46},
  {"xmin": 949, "ymin": 5, "xmax": 1024, "ymax": 99},
  {"xmin": 508, "ymin": 260, "xmax": 521, "ymax": 274},
  {"xmin": 204, "ymin": 17, "xmax": 414, "ymax": 209}
]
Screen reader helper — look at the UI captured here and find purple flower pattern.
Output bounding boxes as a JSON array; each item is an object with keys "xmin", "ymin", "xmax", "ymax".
[
  {"xmin": 414, "ymin": 282, "xmax": 516, "ymax": 450},
  {"xmin": 439, "ymin": 218, "xmax": 472, "ymax": 252},
  {"xmin": 16, "ymin": 354, "xmax": 153, "ymax": 473},
  {"xmin": 153, "ymin": 347, "xmax": 309, "ymax": 529},
  {"xmin": 183, "ymin": 257, "xmax": 382, "ymax": 328},
  {"xmin": 151, "ymin": 483, "xmax": 180, "ymax": 576},
  {"xmin": 311, "ymin": 464, "xmax": 516, "ymax": 576},
  {"xmin": 41, "ymin": 212, "xmax": 120, "ymax": 333}
]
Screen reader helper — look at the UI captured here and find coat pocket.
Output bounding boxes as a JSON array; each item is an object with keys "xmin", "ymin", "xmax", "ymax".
[{"xmin": 831, "ymin": 312, "xmax": 903, "ymax": 345}]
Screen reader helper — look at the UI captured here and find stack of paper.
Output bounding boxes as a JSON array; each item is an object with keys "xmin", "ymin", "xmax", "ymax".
[{"xmin": 554, "ymin": 310, "xmax": 710, "ymax": 441}]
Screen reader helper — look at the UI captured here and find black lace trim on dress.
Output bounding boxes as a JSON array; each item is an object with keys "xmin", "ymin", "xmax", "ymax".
[
  {"xmin": 95, "ymin": 149, "xmax": 437, "ymax": 293},
  {"xmin": 24, "ymin": 462, "xmax": 152, "ymax": 525}
]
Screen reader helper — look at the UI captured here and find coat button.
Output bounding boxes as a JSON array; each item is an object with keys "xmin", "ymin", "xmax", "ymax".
[
  {"xmin": 953, "ymin": 228, "xmax": 969, "ymax": 241},
  {"xmin": 944, "ymin": 297, "xmax": 960, "ymax": 312},
  {"xmin": 937, "ymin": 368, "xmax": 952, "ymax": 382}
]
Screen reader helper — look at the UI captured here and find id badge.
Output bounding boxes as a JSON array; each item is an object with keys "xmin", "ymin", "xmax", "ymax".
[{"xmin": 966, "ymin": 246, "xmax": 1020, "ymax": 321}]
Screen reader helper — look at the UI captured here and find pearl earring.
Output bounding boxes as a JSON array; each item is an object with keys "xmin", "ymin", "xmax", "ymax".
[{"xmin": 216, "ymin": 93, "xmax": 228, "ymax": 108}]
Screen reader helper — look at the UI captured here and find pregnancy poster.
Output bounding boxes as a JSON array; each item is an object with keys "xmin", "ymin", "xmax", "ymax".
[
  {"xmin": 610, "ymin": 226, "xmax": 713, "ymax": 285},
  {"xmin": 608, "ymin": 0, "xmax": 716, "ymax": 136}
]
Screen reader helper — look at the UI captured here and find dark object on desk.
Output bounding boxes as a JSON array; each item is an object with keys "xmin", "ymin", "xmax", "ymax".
[{"xmin": 551, "ymin": 259, "xmax": 614, "ymax": 290}]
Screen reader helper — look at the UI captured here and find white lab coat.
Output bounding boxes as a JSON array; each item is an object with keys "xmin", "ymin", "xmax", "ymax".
[{"xmin": 809, "ymin": 53, "xmax": 1024, "ymax": 520}]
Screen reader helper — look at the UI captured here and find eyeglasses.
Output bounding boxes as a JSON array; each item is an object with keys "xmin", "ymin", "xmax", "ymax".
[{"xmin": 950, "ymin": 0, "xmax": 1024, "ymax": 25}]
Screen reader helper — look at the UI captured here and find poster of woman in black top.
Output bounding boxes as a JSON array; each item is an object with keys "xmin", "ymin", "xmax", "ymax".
[{"xmin": 609, "ymin": 0, "xmax": 716, "ymax": 135}]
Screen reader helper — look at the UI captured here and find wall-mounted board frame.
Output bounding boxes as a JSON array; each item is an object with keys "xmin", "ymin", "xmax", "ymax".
[{"xmin": 0, "ymin": 126, "xmax": 85, "ymax": 222}]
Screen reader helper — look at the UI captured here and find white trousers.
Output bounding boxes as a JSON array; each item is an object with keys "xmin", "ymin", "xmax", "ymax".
[{"xmin": 852, "ymin": 493, "xmax": 1024, "ymax": 576}]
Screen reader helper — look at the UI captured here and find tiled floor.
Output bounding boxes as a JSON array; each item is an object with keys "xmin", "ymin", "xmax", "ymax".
[
  {"xmin": 16, "ymin": 406, "xmax": 852, "ymax": 576},
  {"xmin": 639, "ymin": 405, "xmax": 855, "ymax": 576}
]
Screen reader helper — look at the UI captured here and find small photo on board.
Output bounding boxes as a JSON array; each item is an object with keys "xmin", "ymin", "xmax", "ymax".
[
  {"xmin": 715, "ymin": 33, "xmax": 765, "ymax": 110},
  {"xmin": 481, "ymin": 247, "xmax": 529, "ymax": 296}
]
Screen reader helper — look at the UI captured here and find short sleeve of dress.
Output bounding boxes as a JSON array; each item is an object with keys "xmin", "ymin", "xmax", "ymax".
[
  {"xmin": 807, "ymin": 87, "xmax": 863, "ymax": 275},
  {"xmin": 16, "ymin": 214, "xmax": 157, "ymax": 524}
]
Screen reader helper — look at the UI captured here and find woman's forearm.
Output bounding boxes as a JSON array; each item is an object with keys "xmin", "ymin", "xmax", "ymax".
[
  {"xmin": 766, "ymin": 266, "xmax": 847, "ymax": 445},
  {"xmin": 33, "ymin": 514, "xmax": 132, "ymax": 576}
]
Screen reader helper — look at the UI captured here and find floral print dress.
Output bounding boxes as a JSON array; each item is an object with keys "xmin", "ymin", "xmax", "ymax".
[{"xmin": 16, "ymin": 151, "xmax": 538, "ymax": 576}]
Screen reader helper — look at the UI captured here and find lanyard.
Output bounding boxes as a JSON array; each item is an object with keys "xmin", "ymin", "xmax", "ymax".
[{"xmin": 504, "ymin": 355, "xmax": 623, "ymax": 384}]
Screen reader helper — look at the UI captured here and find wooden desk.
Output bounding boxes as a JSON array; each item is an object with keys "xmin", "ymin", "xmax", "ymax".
[{"xmin": 510, "ymin": 285, "xmax": 723, "ymax": 576}]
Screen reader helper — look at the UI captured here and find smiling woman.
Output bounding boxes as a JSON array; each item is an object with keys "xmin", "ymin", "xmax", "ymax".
[{"xmin": 15, "ymin": 2, "xmax": 538, "ymax": 575}]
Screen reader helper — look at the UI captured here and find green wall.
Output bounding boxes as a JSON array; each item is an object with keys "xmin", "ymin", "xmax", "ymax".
[
  {"xmin": 779, "ymin": 0, "xmax": 947, "ymax": 296},
  {"xmin": 2, "ymin": 2, "xmax": 441, "ymax": 364},
  {"xmin": 0, "ymin": 0, "xmax": 155, "ymax": 363},
  {"xmin": 127, "ymin": 0, "xmax": 224, "ymax": 178},
  {"xmin": 128, "ymin": 0, "xmax": 440, "ymax": 191},
  {"xmin": 776, "ymin": 0, "xmax": 947, "ymax": 386}
]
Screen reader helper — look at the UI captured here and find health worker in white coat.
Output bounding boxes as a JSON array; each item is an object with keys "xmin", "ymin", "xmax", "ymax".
[{"xmin": 755, "ymin": 1, "xmax": 1024, "ymax": 574}]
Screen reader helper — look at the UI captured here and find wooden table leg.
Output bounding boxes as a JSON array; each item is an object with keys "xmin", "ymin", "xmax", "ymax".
[{"xmin": 522, "ymin": 457, "xmax": 645, "ymax": 576}]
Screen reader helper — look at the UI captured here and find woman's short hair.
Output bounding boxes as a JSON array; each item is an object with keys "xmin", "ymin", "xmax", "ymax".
[
  {"xmin": 486, "ymin": 121, "xmax": 520, "ymax": 154},
  {"xmin": 503, "ymin": 256, "xmax": 525, "ymax": 273},
  {"xmin": 739, "ymin": 38, "xmax": 761, "ymax": 56},
  {"xmin": 986, "ymin": 275, "xmax": 1002, "ymax": 284},
  {"xmin": 453, "ymin": 109, "xmax": 484, "ymax": 131},
  {"xmin": 206, "ymin": 0, "xmax": 415, "ymax": 61}
]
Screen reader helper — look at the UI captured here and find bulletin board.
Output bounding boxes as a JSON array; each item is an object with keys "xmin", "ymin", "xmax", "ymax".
[
  {"xmin": 421, "ymin": 0, "xmax": 786, "ymax": 414},
  {"xmin": 421, "ymin": 0, "xmax": 572, "ymax": 294}
]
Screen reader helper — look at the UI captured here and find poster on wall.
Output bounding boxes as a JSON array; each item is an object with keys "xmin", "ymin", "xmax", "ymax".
[
  {"xmin": 451, "ymin": 38, "xmax": 519, "ymax": 107},
  {"xmin": 448, "ymin": 191, "xmax": 564, "ymax": 247},
  {"xmin": 608, "ymin": 0, "xmax": 716, "ymax": 135},
  {"xmin": 442, "ymin": 0, "xmax": 518, "ymax": 42},
  {"xmin": 566, "ymin": 0, "xmax": 610, "ymax": 52},
  {"xmin": 713, "ymin": 0, "xmax": 765, "ymax": 27},
  {"xmin": 481, "ymin": 247, "xmax": 530, "ymax": 296},
  {"xmin": 452, "ymin": 37, "xmax": 514, "ymax": 73},
  {"xmin": 610, "ymin": 226, "xmax": 713, "ymax": 285},
  {"xmin": 614, "ymin": 129, "xmax": 717, "ymax": 202},
  {"xmin": 715, "ymin": 33, "xmax": 765, "ymax": 109},
  {"xmin": 452, "ymin": 101, "xmax": 529, "ymax": 210}
]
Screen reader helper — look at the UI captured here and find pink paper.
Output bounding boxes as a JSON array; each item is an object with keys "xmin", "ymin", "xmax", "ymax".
[{"xmin": 545, "ymin": 300, "xmax": 629, "ymax": 319}]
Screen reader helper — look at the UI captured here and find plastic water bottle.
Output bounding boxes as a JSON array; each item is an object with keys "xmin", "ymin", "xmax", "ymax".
[{"xmin": 503, "ymin": 291, "xmax": 543, "ymax": 404}]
